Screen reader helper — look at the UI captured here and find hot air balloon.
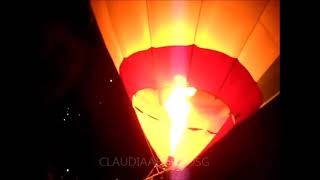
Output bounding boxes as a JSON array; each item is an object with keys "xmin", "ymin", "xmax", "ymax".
[{"xmin": 90, "ymin": 0, "xmax": 280, "ymax": 178}]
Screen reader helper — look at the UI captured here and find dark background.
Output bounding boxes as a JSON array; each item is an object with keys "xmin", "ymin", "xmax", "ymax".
[{"xmin": 31, "ymin": 1, "xmax": 281, "ymax": 179}]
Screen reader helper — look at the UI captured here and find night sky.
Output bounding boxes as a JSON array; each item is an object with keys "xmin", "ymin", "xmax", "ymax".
[{"xmin": 34, "ymin": 1, "xmax": 281, "ymax": 179}]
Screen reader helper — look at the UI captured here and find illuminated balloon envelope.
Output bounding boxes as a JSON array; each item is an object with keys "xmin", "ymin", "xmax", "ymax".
[{"xmin": 90, "ymin": 0, "xmax": 280, "ymax": 170}]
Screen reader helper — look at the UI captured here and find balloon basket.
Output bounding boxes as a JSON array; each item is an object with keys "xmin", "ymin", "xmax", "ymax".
[{"xmin": 144, "ymin": 162, "xmax": 175, "ymax": 180}]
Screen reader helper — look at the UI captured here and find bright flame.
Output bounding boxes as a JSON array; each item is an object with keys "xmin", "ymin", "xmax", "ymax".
[{"xmin": 164, "ymin": 75, "xmax": 197, "ymax": 156}]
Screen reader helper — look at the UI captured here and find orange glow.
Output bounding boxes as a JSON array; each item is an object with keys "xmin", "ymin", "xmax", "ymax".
[
  {"xmin": 163, "ymin": 75, "xmax": 197, "ymax": 156},
  {"xmin": 90, "ymin": 0, "xmax": 279, "ymax": 170}
]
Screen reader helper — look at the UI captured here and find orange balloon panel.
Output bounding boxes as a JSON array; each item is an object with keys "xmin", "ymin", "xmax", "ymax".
[
  {"xmin": 260, "ymin": 0, "xmax": 280, "ymax": 47},
  {"xmin": 132, "ymin": 88, "xmax": 232, "ymax": 169},
  {"xmin": 105, "ymin": 0, "xmax": 151, "ymax": 58},
  {"xmin": 238, "ymin": 0, "xmax": 280, "ymax": 81},
  {"xmin": 239, "ymin": 22, "xmax": 280, "ymax": 81},
  {"xmin": 195, "ymin": 0, "xmax": 267, "ymax": 58},
  {"xmin": 90, "ymin": 0, "xmax": 123, "ymax": 69}
]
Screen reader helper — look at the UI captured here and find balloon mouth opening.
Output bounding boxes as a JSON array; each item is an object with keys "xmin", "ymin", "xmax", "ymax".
[{"xmin": 132, "ymin": 77, "xmax": 234, "ymax": 170}]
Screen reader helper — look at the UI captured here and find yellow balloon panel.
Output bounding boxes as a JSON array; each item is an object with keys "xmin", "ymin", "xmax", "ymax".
[
  {"xmin": 195, "ymin": 0, "xmax": 267, "ymax": 58},
  {"xmin": 133, "ymin": 89, "xmax": 171, "ymax": 164},
  {"xmin": 90, "ymin": 0, "xmax": 123, "ymax": 70},
  {"xmin": 173, "ymin": 128, "xmax": 214, "ymax": 170},
  {"xmin": 105, "ymin": 0, "xmax": 151, "ymax": 58},
  {"xmin": 147, "ymin": 0, "xmax": 202, "ymax": 47},
  {"xmin": 239, "ymin": 23, "xmax": 280, "ymax": 81}
]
